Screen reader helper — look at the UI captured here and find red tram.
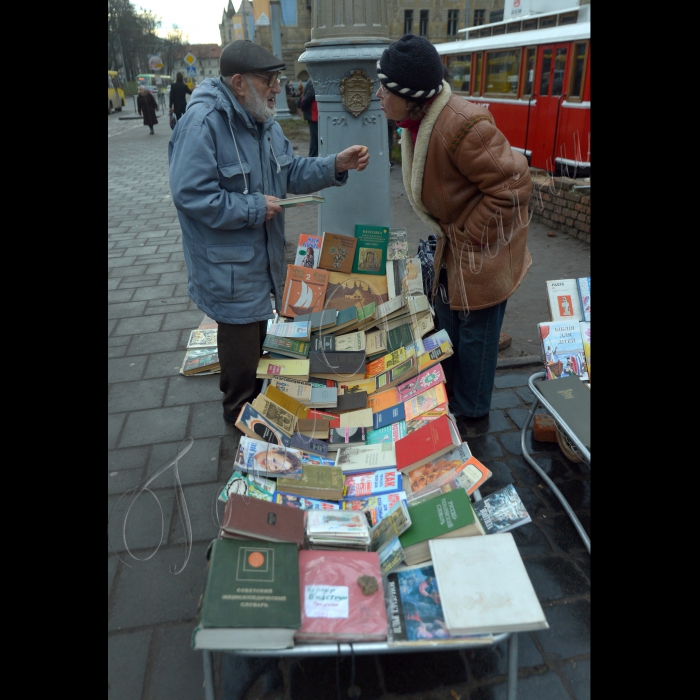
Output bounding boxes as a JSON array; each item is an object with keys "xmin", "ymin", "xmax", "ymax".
[{"xmin": 435, "ymin": 3, "xmax": 590, "ymax": 176}]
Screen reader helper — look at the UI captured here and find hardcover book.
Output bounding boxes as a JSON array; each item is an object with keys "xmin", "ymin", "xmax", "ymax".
[
  {"xmin": 289, "ymin": 433, "xmax": 329, "ymax": 458},
  {"xmin": 317, "ymin": 231, "xmax": 358, "ymax": 274},
  {"xmin": 368, "ymin": 388, "xmax": 399, "ymax": 413},
  {"xmin": 309, "ymin": 350, "xmax": 367, "ymax": 382},
  {"xmin": 280, "ymin": 265, "xmax": 330, "ymax": 318},
  {"xmin": 580, "ymin": 321, "xmax": 591, "ymax": 381},
  {"xmin": 261, "ymin": 334, "xmax": 310, "ymax": 359},
  {"xmin": 310, "ymin": 330, "xmax": 365, "ymax": 353},
  {"xmin": 399, "ymin": 488, "xmax": 485, "ymax": 566},
  {"xmin": 336, "ymin": 407, "xmax": 373, "ymax": 428},
  {"xmin": 395, "ymin": 364, "xmax": 446, "ymax": 404},
  {"xmin": 373, "ymin": 356, "xmax": 419, "ymax": 394},
  {"xmin": 332, "ymin": 305, "xmax": 359, "ymax": 333},
  {"xmin": 256, "ymin": 357, "xmax": 310, "ymax": 381},
  {"xmin": 264, "ymin": 384, "xmax": 309, "ymax": 421},
  {"xmin": 385, "ymin": 323, "xmax": 415, "ymax": 354},
  {"xmin": 293, "ymin": 233, "xmax": 323, "ymax": 268},
  {"xmin": 335, "ymin": 391, "xmax": 369, "ymax": 414},
  {"xmin": 235, "ymin": 403, "xmax": 293, "ymax": 447},
  {"xmin": 295, "ymin": 418, "xmax": 330, "ymax": 440},
  {"xmin": 265, "ymin": 321, "xmax": 312, "ymax": 340},
  {"xmin": 187, "ymin": 328, "xmax": 218, "ymax": 348},
  {"xmin": 538, "ymin": 321, "xmax": 588, "ymax": 381},
  {"xmin": 234, "ymin": 437, "xmax": 304, "ymax": 479},
  {"xmin": 365, "ymin": 348, "xmax": 410, "ymax": 379},
  {"xmin": 295, "ymin": 308, "xmax": 338, "ymax": 333},
  {"xmin": 387, "ymin": 228, "xmax": 408, "ymax": 260},
  {"xmin": 325, "ymin": 271, "xmax": 389, "ymax": 313},
  {"xmin": 277, "ymin": 194, "xmax": 325, "ymax": 208},
  {"xmin": 402, "ymin": 384, "xmax": 448, "ymax": 422},
  {"xmin": 327, "ymin": 427, "xmax": 367, "ymax": 451},
  {"xmin": 546, "ymin": 278, "xmax": 583, "ymax": 322},
  {"xmin": 296, "ymin": 550, "xmax": 387, "ymax": 642},
  {"xmin": 372, "ymin": 404, "xmax": 406, "ymax": 431},
  {"xmin": 387, "ymin": 257, "xmax": 423, "ymax": 299},
  {"xmin": 276, "ymin": 465, "xmax": 345, "ymax": 501},
  {"xmin": 394, "ymin": 414, "xmax": 462, "ymax": 475},
  {"xmin": 365, "ymin": 329, "xmax": 387, "ymax": 357},
  {"xmin": 192, "ymin": 538, "xmax": 301, "ymax": 650},
  {"xmin": 251, "ymin": 393, "xmax": 298, "ymax": 437},
  {"xmin": 219, "ymin": 493, "xmax": 306, "ymax": 546},
  {"xmin": 342, "ymin": 491, "xmax": 408, "ymax": 527},
  {"xmin": 308, "ymin": 386, "xmax": 339, "ymax": 409},
  {"xmin": 335, "ymin": 443, "xmax": 398, "ymax": 475},
  {"xmin": 366, "ymin": 421, "xmax": 407, "ymax": 445},
  {"xmin": 577, "ymin": 276, "xmax": 591, "ymax": 322},
  {"xmin": 429, "ymin": 534, "xmax": 549, "ymax": 635},
  {"xmin": 375, "ymin": 295, "xmax": 406, "ymax": 322},
  {"xmin": 352, "ymin": 224, "xmax": 390, "ymax": 276},
  {"xmin": 269, "ymin": 378, "xmax": 313, "ymax": 403},
  {"xmin": 535, "ymin": 374, "xmax": 591, "ymax": 449},
  {"xmin": 305, "ymin": 510, "xmax": 372, "ymax": 550},
  {"xmin": 471, "ymin": 484, "xmax": 532, "ymax": 535},
  {"xmin": 274, "ymin": 493, "xmax": 341, "ymax": 510}
]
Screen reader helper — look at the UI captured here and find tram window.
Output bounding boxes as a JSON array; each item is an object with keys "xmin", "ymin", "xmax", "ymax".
[
  {"xmin": 523, "ymin": 48, "xmax": 536, "ymax": 97},
  {"xmin": 539, "ymin": 49, "xmax": 552, "ymax": 96},
  {"xmin": 523, "ymin": 19, "xmax": 537, "ymax": 31},
  {"xmin": 569, "ymin": 42, "xmax": 587, "ymax": 101},
  {"xmin": 492, "ymin": 25, "xmax": 506, "ymax": 35},
  {"xmin": 559, "ymin": 12, "xmax": 578, "ymax": 26},
  {"xmin": 485, "ymin": 49, "xmax": 521, "ymax": 96},
  {"xmin": 473, "ymin": 53, "xmax": 483, "ymax": 95},
  {"xmin": 507, "ymin": 23, "xmax": 522, "ymax": 33},
  {"xmin": 539, "ymin": 17, "xmax": 556, "ymax": 29},
  {"xmin": 447, "ymin": 55, "xmax": 471, "ymax": 93},
  {"xmin": 552, "ymin": 47, "xmax": 568, "ymax": 96}
]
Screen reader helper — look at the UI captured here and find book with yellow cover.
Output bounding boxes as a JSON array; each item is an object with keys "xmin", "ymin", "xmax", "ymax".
[
  {"xmin": 265, "ymin": 383, "xmax": 309, "ymax": 421},
  {"xmin": 365, "ymin": 348, "xmax": 411, "ymax": 379},
  {"xmin": 256, "ymin": 356, "xmax": 310, "ymax": 381},
  {"xmin": 402, "ymin": 384, "xmax": 448, "ymax": 422}
]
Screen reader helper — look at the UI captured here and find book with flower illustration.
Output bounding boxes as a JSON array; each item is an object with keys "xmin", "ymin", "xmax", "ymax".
[
  {"xmin": 318, "ymin": 232, "xmax": 358, "ymax": 274},
  {"xmin": 280, "ymin": 265, "xmax": 330, "ymax": 319}
]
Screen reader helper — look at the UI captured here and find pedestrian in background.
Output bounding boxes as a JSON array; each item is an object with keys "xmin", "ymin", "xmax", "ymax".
[
  {"xmin": 376, "ymin": 35, "xmax": 532, "ymax": 421},
  {"xmin": 169, "ymin": 72, "xmax": 192, "ymax": 121},
  {"xmin": 299, "ymin": 78, "xmax": 319, "ymax": 157},
  {"xmin": 137, "ymin": 86, "xmax": 159, "ymax": 135}
]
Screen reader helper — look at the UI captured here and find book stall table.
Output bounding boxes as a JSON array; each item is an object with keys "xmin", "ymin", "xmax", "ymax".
[
  {"xmin": 520, "ymin": 372, "xmax": 591, "ymax": 554},
  {"xmin": 201, "ymin": 632, "xmax": 520, "ymax": 700}
]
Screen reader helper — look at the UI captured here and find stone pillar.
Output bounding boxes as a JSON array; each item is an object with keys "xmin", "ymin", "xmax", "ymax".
[
  {"xmin": 299, "ymin": 0, "xmax": 392, "ymax": 237},
  {"xmin": 270, "ymin": 1, "xmax": 291, "ymax": 119}
]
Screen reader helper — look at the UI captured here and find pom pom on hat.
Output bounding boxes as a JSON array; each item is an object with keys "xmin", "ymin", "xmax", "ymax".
[
  {"xmin": 377, "ymin": 35, "xmax": 444, "ymax": 101},
  {"xmin": 220, "ymin": 40, "xmax": 285, "ymax": 77}
]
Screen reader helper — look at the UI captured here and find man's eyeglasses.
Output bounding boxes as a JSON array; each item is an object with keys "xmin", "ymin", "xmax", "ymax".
[{"xmin": 251, "ymin": 72, "xmax": 282, "ymax": 87}]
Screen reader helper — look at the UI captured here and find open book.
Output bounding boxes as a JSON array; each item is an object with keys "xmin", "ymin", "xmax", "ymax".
[{"xmin": 276, "ymin": 194, "xmax": 325, "ymax": 208}]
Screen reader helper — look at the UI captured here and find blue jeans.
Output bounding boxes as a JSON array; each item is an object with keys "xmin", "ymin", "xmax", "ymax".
[{"xmin": 434, "ymin": 280, "xmax": 507, "ymax": 418}]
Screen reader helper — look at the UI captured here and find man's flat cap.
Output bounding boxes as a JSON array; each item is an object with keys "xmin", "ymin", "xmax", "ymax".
[{"xmin": 220, "ymin": 40, "xmax": 285, "ymax": 76}]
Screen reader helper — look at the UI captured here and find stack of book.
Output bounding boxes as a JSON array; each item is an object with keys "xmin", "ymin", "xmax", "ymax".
[
  {"xmin": 192, "ymin": 224, "xmax": 546, "ymax": 651},
  {"xmin": 179, "ymin": 316, "xmax": 221, "ymax": 375}
]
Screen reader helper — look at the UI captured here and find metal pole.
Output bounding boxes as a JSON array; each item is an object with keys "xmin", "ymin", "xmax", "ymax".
[{"xmin": 506, "ymin": 633, "xmax": 519, "ymax": 700}]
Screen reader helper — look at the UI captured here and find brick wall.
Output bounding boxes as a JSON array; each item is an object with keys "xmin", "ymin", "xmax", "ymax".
[{"xmin": 529, "ymin": 170, "xmax": 590, "ymax": 244}]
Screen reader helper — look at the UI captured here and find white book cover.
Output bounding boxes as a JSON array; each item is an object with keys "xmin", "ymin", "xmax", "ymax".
[
  {"xmin": 335, "ymin": 442, "xmax": 397, "ymax": 473},
  {"xmin": 387, "ymin": 258, "xmax": 423, "ymax": 300},
  {"xmin": 545, "ymin": 279, "xmax": 583, "ymax": 322},
  {"xmin": 429, "ymin": 534, "xmax": 549, "ymax": 635}
]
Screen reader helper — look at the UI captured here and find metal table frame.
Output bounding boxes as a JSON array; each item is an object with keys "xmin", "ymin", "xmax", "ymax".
[
  {"xmin": 202, "ymin": 632, "xmax": 519, "ymax": 700},
  {"xmin": 521, "ymin": 372, "xmax": 590, "ymax": 553}
]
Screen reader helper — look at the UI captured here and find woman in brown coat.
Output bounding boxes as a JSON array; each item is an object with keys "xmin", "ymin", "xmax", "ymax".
[
  {"xmin": 136, "ymin": 86, "xmax": 159, "ymax": 135},
  {"xmin": 376, "ymin": 35, "xmax": 532, "ymax": 420}
]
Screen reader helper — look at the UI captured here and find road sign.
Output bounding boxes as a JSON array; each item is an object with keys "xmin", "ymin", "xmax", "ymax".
[
  {"xmin": 184, "ymin": 52, "xmax": 196, "ymax": 66},
  {"xmin": 149, "ymin": 54, "xmax": 164, "ymax": 70},
  {"xmin": 186, "ymin": 66, "xmax": 197, "ymax": 76}
]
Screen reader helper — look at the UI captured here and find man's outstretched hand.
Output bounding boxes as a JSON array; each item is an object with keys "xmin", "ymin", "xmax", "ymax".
[{"xmin": 335, "ymin": 145, "xmax": 370, "ymax": 173}]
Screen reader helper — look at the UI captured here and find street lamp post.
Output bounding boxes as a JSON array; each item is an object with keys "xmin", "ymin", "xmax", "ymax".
[{"xmin": 299, "ymin": 0, "xmax": 393, "ymax": 236}]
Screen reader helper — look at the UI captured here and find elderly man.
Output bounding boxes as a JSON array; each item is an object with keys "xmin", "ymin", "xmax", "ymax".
[{"xmin": 169, "ymin": 40, "xmax": 369, "ymax": 428}]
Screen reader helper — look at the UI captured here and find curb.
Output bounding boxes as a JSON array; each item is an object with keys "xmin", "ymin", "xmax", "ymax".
[{"xmin": 496, "ymin": 355, "xmax": 543, "ymax": 369}]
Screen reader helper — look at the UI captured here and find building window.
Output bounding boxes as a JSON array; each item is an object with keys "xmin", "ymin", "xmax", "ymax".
[
  {"xmin": 419, "ymin": 10, "xmax": 428, "ymax": 36},
  {"xmin": 404, "ymin": 10, "xmax": 413, "ymax": 34},
  {"xmin": 447, "ymin": 9, "xmax": 458, "ymax": 36},
  {"xmin": 474, "ymin": 10, "xmax": 485, "ymax": 26},
  {"xmin": 490, "ymin": 10, "xmax": 504, "ymax": 23}
]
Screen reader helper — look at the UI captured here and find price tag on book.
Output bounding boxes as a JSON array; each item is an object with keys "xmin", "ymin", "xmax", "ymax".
[{"xmin": 304, "ymin": 585, "xmax": 349, "ymax": 618}]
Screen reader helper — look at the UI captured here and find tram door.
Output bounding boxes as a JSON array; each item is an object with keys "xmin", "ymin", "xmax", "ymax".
[{"xmin": 531, "ymin": 43, "xmax": 569, "ymax": 171}]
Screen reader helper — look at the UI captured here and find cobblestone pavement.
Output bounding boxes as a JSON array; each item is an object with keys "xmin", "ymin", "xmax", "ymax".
[{"xmin": 108, "ymin": 110, "xmax": 590, "ymax": 700}]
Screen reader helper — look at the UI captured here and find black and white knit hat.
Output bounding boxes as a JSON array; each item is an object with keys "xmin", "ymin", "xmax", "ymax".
[{"xmin": 377, "ymin": 34, "xmax": 444, "ymax": 101}]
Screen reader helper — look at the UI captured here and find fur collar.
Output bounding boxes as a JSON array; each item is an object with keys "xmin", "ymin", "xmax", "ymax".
[{"xmin": 400, "ymin": 82, "xmax": 452, "ymax": 236}]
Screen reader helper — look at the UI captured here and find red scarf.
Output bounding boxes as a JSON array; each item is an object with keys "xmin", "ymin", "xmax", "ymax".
[{"xmin": 396, "ymin": 96, "xmax": 438, "ymax": 146}]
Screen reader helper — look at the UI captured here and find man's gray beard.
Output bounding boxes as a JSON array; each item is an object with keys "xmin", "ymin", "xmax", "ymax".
[{"xmin": 243, "ymin": 76, "xmax": 276, "ymax": 121}]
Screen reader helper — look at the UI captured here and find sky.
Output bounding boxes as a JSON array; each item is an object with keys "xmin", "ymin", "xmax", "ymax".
[{"xmin": 135, "ymin": 0, "xmax": 240, "ymax": 45}]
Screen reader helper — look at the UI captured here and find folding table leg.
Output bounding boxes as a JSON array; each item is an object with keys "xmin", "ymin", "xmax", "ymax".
[
  {"xmin": 507, "ymin": 632, "xmax": 518, "ymax": 700},
  {"xmin": 203, "ymin": 649, "xmax": 216, "ymax": 700}
]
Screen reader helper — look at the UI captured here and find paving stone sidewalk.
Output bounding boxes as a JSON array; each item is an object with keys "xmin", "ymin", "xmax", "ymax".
[{"xmin": 108, "ymin": 112, "xmax": 590, "ymax": 700}]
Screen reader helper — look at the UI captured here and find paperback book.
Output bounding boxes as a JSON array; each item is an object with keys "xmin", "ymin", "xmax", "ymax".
[
  {"xmin": 262, "ymin": 334, "xmax": 310, "ymax": 359},
  {"xmin": 366, "ymin": 421, "xmax": 408, "ymax": 445},
  {"xmin": 305, "ymin": 510, "xmax": 372, "ymax": 550},
  {"xmin": 293, "ymin": 233, "xmax": 323, "ymax": 268},
  {"xmin": 219, "ymin": 470, "xmax": 276, "ymax": 503},
  {"xmin": 277, "ymin": 194, "xmax": 325, "ymax": 208},
  {"xmin": 471, "ymin": 484, "xmax": 532, "ymax": 534},
  {"xmin": 387, "ymin": 257, "xmax": 423, "ymax": 299},
  {"xmin": 395, "ymin": 364, "xmax": 446, "ymax": 404},
  {"xmin": 234, "ymin": 437, "xmax": 304, "ymax": 479},
  {"xmin": 280, "ymin": 265, "xmax": 330, "ymax": 318},
  {"xmin": 343, "ymin": 468, "xmax": 402, "ymax": 498},
  {"xmin": 335, "ymin": 443, "xmax": 398, "ymax": 474},
  {"xmin": 235, "ymin": 403, "xmax": 293, "ymax": 447},
  {"xmin": 538, "ymin": 321, "xmax": 589, "ymax": 381},
  {"xmin": 327, "ymin": 427, "xmax": 367, "ymax": 451},
  {"xmin": 546, "ymin": 278, "xmax": 583, "ymax": 322},
  {"xmin": 274, "ymin": 493, "xmax": 341, "ymax": 510},
  {"xmin": 387, "ymin": 228, "xmax": 408, "ymax": 260},
  {"xmin": 187, "ymin": 328, "xmax": 218, "ymax": 348},
  {"xmin": 317, "ymin": 231, "xmax": 358, "ymax": 274},
  {"xmin": 577, "ymin": 276, "xmax": 591, "ymax": 322},
  {"xmin": 406, "ymin": 455, "xmax": 491, "ymax": 503},
  {"xmin": 352, "ymin": 224, "xmax": 390, "ymax": 276},
  {"xmin": 180, "ymin": 347, "xmax": 221, "ymax": 376},
  {"xmin": 369, "ymin": 499, "xmax": 412, "ymax": 552},
  {"xmin": 343, "ymin": 491, "xmax": 408, "ymax": 527},
  {"xmin": 265, "ymin": 321, "xmax": 312, "ymax": 340},
  {"xmin": 256, "ymin": 357, "xmax": 310, "ymax": 381}
]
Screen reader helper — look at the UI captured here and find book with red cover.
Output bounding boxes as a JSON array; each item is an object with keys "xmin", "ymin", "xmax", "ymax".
[
  {"xmin": 296, "ymin": 550, "xmax": 388, "ymax": 643},
  {"xmin": 280, "ymin": 266, "xmax": 330, "ymax": 319},
  {"xmin": 394, "ymin": 414, "xmax": 462, "ymax": 475},
  {"xmin": 220, "ymin": 493, "xmax": 306, "ymax": 547}
]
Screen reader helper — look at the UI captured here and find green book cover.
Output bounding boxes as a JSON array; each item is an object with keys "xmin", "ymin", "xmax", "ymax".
[
  {"xmin": 277, "ymin": 465, "xmax": 344, "ymax": 493},
  {"xmin": 386, "ymin": 323, "xmax": 415, "ymax": 353},
  {"xmin": 399, "ymin": 488, "xmax": 478, "ymax": 548},
  {"xmin": 199, "ymin": 538, "xmax": 301, "ymax": 630},
  {"xmin": 352, "ymin": 224, "xmax": 390, "ymax": 276},
  {"xmin": 262, "ymin": 335, "xmax": 310, "ymax": 358}
]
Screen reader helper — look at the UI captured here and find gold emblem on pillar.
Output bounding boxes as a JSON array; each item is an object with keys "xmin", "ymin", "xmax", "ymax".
[{"xmin": 339, "ymin": 70, "xmax": 374, "ymax": 117}]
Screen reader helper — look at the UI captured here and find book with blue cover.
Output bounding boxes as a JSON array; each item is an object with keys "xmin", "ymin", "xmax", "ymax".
[
  {"xmin": 366, "ymin": 421, "xmax": 408, "ymax": 445},
  {"xmin": 372, "ymin": 404, "xmax": 406, "ymax": 431}
]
